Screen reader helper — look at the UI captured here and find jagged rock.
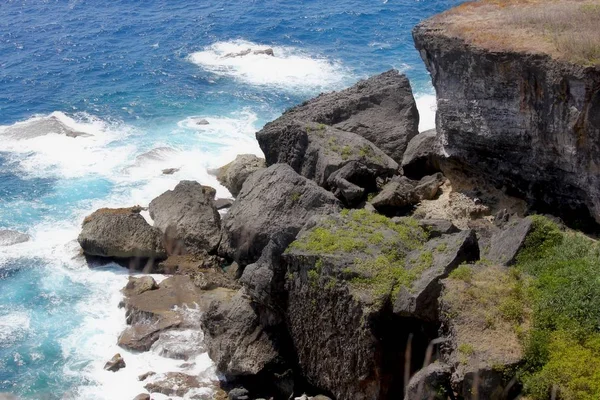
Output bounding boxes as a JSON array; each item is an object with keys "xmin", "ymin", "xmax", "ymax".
[
  {"xmin": 154, "ymin": 254, "xmax": 237, "ymax": 290},
  {"xmin": 393, "ymin": 230, "xmax": 479, "ymax": 321},
  {"xmin": 253, "ymin": 48, "xmax": 274, "ymax": 56},
  {"xmin": 132, "ymin": 395, "xmax": 150, "ymax": 400},
  {"xmin": 194, "ymin": 118, "xmax": 210, "ymax": 125},
  {"xmin": 414, "ymin": 12, "xmax": 600, "ymax": 226},
  {"xmin": 138, "ymin": 371, "xmax": 156, "ymax": 381},
  {"xmin": 486, "ymin": 217, "xmax": 534, "ymax": 266},
  {"xmin": 371, "ymin": 173, "xmax": 446, "ymax": 214},
  {"xmin": 224, "ymin": 48, "xmax": 252, "ymax": 58},
  {"xmin": 257, "ymin": 70, "xmax": 419, "ymax": 162},
  {"xmin": 201, "ymin": 289, "xmax": 279, "ymax": 379},
  {"xmin": 417, "ymin": 219, "xmax": 459, "ymax": 238},
  {"xmin": 215, "ymin": 198, "xmax": 234, "ymax": 210},
  {"xmin": 228, "ymin": 387, "xmax": 250, "ymax": 400},
  {"xmin": 151, "ymin": 329, "xmax": 206, "ymax": 360},
  {"xmin": 122, "ymin": 276, "xmax": 158, "ymax": 297},
  {"xmin": 78, "ymin": 207, "xmax": 166, "ymax": 260},
  {"xmin": 144, "ymin": 372, "xmax": 201, "ymax": 397},
  {"xmin": 218, "ymin": 164, "xmax": 340, "ymax": 266},
  {"xmin": 216, "ymin": 154, "xmax": 266, "ymax": 197},
  {"xmin": 2, "ymin": 115, "xmax": 91, "ymax": 139},
  {"xmin": 404, "ymin": 362, "xmax": 451, "ymax": 400},
  {"xmin": 149, "ymin": 181, "xmax": 221, "ymax": 254},
  {"xmin": 0, "ymin": 230, "xmax": 30, "ymax": 246},
  {"xmin": 161, "ymin": 167, "xmax": 179, "ymax": 175},
  {"xmin": 118, "ymin": 313, "xmax": 182, "ymax": 352},
  {"xmin": 256, "ymin": 120, "xmax": 398, "ymax": 205},
  {"xmin": 401, "ymin": 129, "xmax": 443, "ymax": 179},
  {"xmin": 104, "ymin": 353, "xmax": 126, "ymax": 372},
  {"xmin": 226, "ymin": 262, "xmax": 241, "ymax": 279}
]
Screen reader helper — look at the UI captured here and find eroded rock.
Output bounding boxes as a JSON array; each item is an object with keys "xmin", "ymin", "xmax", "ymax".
[
  {"xmin": 215, "ymin": 154, "xmax": 266, "ymax": 197},
  {"xmin": 104, "ymin": 353, "xmax": 126, "ymax": 372},
  {"xmin": 371, "ymin": 173, "xmax": 446, "ymax": 214}
]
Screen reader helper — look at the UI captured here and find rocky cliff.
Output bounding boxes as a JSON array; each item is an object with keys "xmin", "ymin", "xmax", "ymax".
[{"xmin": 413, "ymin": 0, "xmax": 600, "ymax": 228}]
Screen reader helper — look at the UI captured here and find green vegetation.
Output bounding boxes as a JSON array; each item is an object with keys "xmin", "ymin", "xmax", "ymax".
[
  {"xmin": 290, "ymin": 192, "xmax": 301, "ymax": 203},
  {"xmin": 448, "ymin": 264, "xmax": 473, "ymax": 282}
]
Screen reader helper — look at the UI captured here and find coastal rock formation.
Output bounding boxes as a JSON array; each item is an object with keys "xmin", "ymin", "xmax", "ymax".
[
  {"xmin": 2, "ymin": 114, "xmax": 91, "ymax": 139},
  {"xmin": 403, "ymin": 362, "xmax": 452, "ymax": 400},
  {"xmin": 149, "ymin": 181, "xmax": 221, "ymax": 255},
  {"xmin": 215, "ymin": 154, "xmax": 266, "ymax": 197},
  {"xmin": 370, "ymin": 173, "xmax": 446, "ymax": 215},
  {"xmin": 257, "ymin": 120, "xmax": 398, "ymax": 205},
  {"xmin": 257, "ymin": 70, "xmax": 418, "ymax": 162},
  {"xmin": 218, "ymin": 164, "xmax": 340, "ymax": 266},
  {"xmin": 104, "ymin": 353, "xmax": 126, "ymax": 372},
  {"xmin": 401, "ymin": 129, "xmax": 443, "ymax": 179},
  {"xmin": 413, "ymin": 8, "xmax": 600, "ymax": 226},
  {"xmin": 78, "ymin": 207, "xmax": 166, "ymax": 261}
]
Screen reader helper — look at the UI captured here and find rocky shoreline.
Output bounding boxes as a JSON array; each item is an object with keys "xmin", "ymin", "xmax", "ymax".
[{"xmin": 69, "ymin": 2, "xmax": 600, "ymax": 400}]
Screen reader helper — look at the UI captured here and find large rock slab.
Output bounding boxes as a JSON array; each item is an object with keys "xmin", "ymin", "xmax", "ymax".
[
  {"xmin": 218, "ymin": 164, "xmax": 340, "ymax": 266},
  {"xmin": 257, "ymin": 119, "xmax": 398, "ymax": 205},
  {"xmin": 78, "ymin": 207, "xmax": 166, "ymax": 260},
  {"xmin": 401, "ymin": 129, "xmax": 443, "ymax": 179},
  {"xmin": 371, "ymin": 173, "xmax": 446, "ymax": 215},
  {"xmin": 149, "ymin": 181, "xmax": 221, "ymax": 254},
  {"xmin": 486, "ymin": 216, "xmax": 534, "ymax": 266},
  {"xmin": 414, "ymin": 12, "xmax": 600, "ymax": 226},
  {"xmin": 257, "ymin": 70, "xmax": 419, "ymax": 162},
  {"xmin": 215, "ymin": 154, "xmax": 266, "ymax": 197}
]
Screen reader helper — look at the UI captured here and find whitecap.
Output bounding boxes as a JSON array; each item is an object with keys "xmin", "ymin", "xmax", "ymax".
[
  {"xmin": 0, "ymin": 311, "xmax": 31, "ymax": 345},
  {"xmin": 415, "ymin": 93, "xmax": 437, "ymax": 132},
  {"xmin": 188, "ymin": 39, "xmax": 350, "ymax": 92}
]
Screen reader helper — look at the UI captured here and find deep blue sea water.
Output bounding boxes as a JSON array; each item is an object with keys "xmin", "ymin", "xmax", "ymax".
[{"xmin": 0, "ymin": 1, "xmax": 466, "ymax": 398}]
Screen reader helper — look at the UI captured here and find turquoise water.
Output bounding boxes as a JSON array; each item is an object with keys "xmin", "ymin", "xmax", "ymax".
[{"xmin": 0, "ymin": 1, "xmax": 465, "ymax": 398}]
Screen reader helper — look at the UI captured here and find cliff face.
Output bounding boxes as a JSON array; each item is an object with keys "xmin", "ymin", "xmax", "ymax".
[{"xmin": 413, "ymin": 13, "xmax": 600, "ymax": 225}]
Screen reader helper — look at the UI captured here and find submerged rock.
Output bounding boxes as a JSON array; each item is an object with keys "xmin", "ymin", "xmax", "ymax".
[
  {"xmin": 218, "ymin": 164, "xmax": 340, "ymax": 266},
  {"xmin": 132, "ymin": 394, "xmax": 150, "ymax": 400},
  {"xmin": 2, "ymin": 115, "xmax": 91, "ymax": 140},
  {"xmin": 149, "ymin": 181, "xmax": 221, "ymax": 254},
  {"xmin": 0, "ymin": 230, "xmax": 30, "ymax": 246},
  {"xmin": 257, "ymin": 70, "xmax": 419, "ymax": 162},
  {"xmin": 215, "ymin": 154, "xmax": 266, "ymax": 197},
  {"xmin": 78, "ymin": 207, "xmax": 166, "ymax": 261},
  {"xmin": 161, "ymin": 167, "xmax": 179, "ymax": 175}
]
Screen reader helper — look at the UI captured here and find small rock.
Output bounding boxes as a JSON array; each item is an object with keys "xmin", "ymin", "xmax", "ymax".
[
  {"xmin": 253, "ymin": 48, "xmax": 274, "ymax": 56},
  {"xmin": 122, "ymin": 276, "xmax": 158, "ymax": 297},
  {"xmin": 132, "ymin": 394, "xmax": 150, "ymax": 400},
  {"xmin": 162, "ymin": 167, "xmax": 180, "ymax": 175},
  {"xmin": 214, "ymin": 198, "xmax": 234, "ymax": 210},
  {"xmin": 144, "ymin": 372, "xmax": 201, "ymax": 397},
  {"xmin": 195, "ymin": 118, "xmax": 210, "ymax": 125},
  {"xmin": 371, "ymin": 173, "xmax": 445, "ymax": 214},
  {"xmin": 104, "ymin": 353, "xmax": 126, "ymax": 372},
  {"xmin": 215, "ymin": 154, "xmax": 266, "ymax": 197},
  {"xmin": 138, "ymin": 371, "xmax": 156, "ymax": 381},
  {"xmin": 228, "ymin": 387, "xmax": 249, "ymax": 400}
]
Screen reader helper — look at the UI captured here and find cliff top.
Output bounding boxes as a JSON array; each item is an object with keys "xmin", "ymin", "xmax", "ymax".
[{"xmin": 418, "ymin": 0, "xmax": 600, "ymax": 66}]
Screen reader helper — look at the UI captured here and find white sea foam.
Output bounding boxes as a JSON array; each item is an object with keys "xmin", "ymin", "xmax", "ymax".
[
  {"xmin": 188, "ymin": 40, "xmax": 349, "ymax": 92},
  {"xmin": 415, "ymin": 93, "xmax": 437, "ymax": 132},
  {"xmin": 0, "ymin": 311, "xmax": 30, "ymax": 345}
]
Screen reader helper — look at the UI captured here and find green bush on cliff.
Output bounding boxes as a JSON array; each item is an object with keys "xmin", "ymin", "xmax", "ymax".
[{"xmin": 514, "ymin": 216, "xmax": 600, "ymax": 399}]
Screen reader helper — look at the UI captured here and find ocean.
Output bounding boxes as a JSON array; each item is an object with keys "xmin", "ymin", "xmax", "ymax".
[{"xmin": 0, "ymin": 1, "xmax": 465, "ymax": 399}]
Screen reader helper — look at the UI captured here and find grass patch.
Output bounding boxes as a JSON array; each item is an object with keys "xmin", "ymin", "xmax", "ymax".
[{"xmin": 448, "ymin": 264, "xmax": 473, "ymax": 282}]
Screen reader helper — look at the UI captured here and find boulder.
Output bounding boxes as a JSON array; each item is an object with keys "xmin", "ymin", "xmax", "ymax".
[
  {"xmin": 201, "ymin": 289, "xmax": 280, "ymax": 379},
  {"xmin": 149, "ymin": 181, "xmax": 221, "ymax": 254},
  {"xmin": 122, "ymin": 276, "xmax": 158, "ymax": 297},
  {"xmin": 144, "ymin": 372, "xmax": 201, "ymax": 397},
  {"xmin": 132, "ymin": 395, "xmax": 150, "ymax": 400},
  {"xmin": 486, "ymin": 217, "xmax": 534, "ymax": 266},
  {"xmin": 401, "ymin": 129, "xmax": 443, "ymax": 179},
  {"xmin": 0, "ymin": 230, "xmax": 30, "ymax": 246},
  {"xmin": 404, "ymin": 362, "xmax": 451, "ymax": 400},
  {"xmin": 371, "ymin": 173, "xmax": 446, "ymax": 214},
  {"xmin": 118, "ymin": 313, "xmax": 182, "ymax": 352},
  {"xmin": 218, "ymin": 164, "xmax": 340, "ymax": 266},
  {"xmin": 78, "ymin": 207, "xmax": 166, "ymax": 260},
  {"xmin": 161, "ymin": 167, "xmax": 179, "ymax": 175},
  {"xmin": 215, "ymin": 198, "xmax": 234, "ymax": 210},
  {"xmin": 417, "ymin": 219, "xmax": 459, "ymax": 238},
  {"xmin": 393, "ymin": 230, "xmax": 479, "ymax": 321},
  {"xmin": 104, "ymin": 353, "xmax": 126, "ymax": 372},
  {"xmin": 257, "ymin": 70, "xmax": 419, "ymax": 162},
  {"xmin": 256, "ymin": 120, "xmax": 398, "ymax": 205},
  {"xmin": 228, "ymin": 387, "xmax": 250, "ymax": 400},
  {"xmin": 216, "ymin": 154, "xmax": 266, "ymax": 197},
  {"xmin": 154, "ymin": 253, "xmax": 236, "ymax": 291},
  {"xmin": 138, "ymin": 371, "xmax": 156, "ymax": 381},
  {"xmin": 253, "ymin": 48, "xmax": 274, "ymax": 56}
]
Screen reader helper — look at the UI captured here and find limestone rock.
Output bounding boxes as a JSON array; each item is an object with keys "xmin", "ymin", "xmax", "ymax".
[
  {"xmin": 144, "ymin": 372, "xmax": 201, "ymax": 397},
  {"xmin": 257, "ymin": 70, "xmax": 419, "ymax": 162},
  {"xmin": 104, "ymin": 353, "xmax": 126, "ymax": 372},
  {"xmin": 218, "ymin": 164, "xmax": 340, "ymax": 266},
  {"xmin": 122, "ymin": 276, "xmax": 158, "ymax": 297},
  {"xmin": 149, "ymin": 181, "xmax": 221, "ymax": 254},
  {"xmin": 78, "ymin": 207, "xmax": 166, "ymax": 260},
  {"xmin": 216, "ymin": 154, "xmax": 266, "ymax": 197}
]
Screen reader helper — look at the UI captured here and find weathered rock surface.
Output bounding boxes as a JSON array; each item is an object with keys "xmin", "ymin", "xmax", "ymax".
[
  {"xmin": 78, "ymin": 207, "xmax": 166, "ymax": 260},
  {"xmin": 417, "ymin": 219, "xmax": 459, "ymax": 238},
  {"xmin": 371, "ymin": 173, "xmax": 446, "ymax": 214},
  {"xmin": 144, "ymin": 373, "xmax": 201, "ymax": 397},
  {"xmin": 154, "ymin": 254, "xmax": 237, "ymax": 291},
  {"xmin": 401, "ymin": 129, "xmax": 443, "ymax": 179},
  {"xmin": 486, "ymin": 217, "xmax": 534, "ymax": 266},
  {"xmin": 0, "ymin": 230, "xmax": 30, "ymax": 246},
  {"xmin": 122, "ymin": 276, "xmax": 158, "ymax": 297},
  {"xmin": 104, "ymin": 353, "xmax": 126, "ymax": 372},
  {"xmin": 219, "ymin": 164, "xmax": 340, "ymax": 266},
  {"xmin": 257, "ymin": 119, "xmax": 398, "ymax": 204},
  {"xmin": 414, "ymin": 15, "xmax": 600, "ymax": 226},
  {"xmin": 2, "ymin": 115, "xmax": 91, "ymax": 140},
  {"xmin": 393, "ymin": 230, "xmax": 479, "ymax": 321},
  {"xmin": 257, "ymin": 70, "xmax": 419, "ymax": 162},
  {"xmin": 216, "ymin": 154, "xmax": 266, "ymax": 197},
  {"xmin": 404, "ymin": 362, "xmax": 451, "ymax": 400},
  {"xmin": 215, "ymin": 198, "xmax": 234, "ymax": 210},
  {"xmin": 149, "ymin": 181, "xmax": 221, "ymax": 254}
]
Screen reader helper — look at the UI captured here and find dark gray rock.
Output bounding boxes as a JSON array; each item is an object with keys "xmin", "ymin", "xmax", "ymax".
[
  {"xmin": 149, "ymin": 181, "xmax": 221, "ymax": 254},
  {"xmin": 404, "ymin": 362, "xmax": 451, "ymax": 400},
  {"xmin": 218, "ymin": 164, "xmax": 340, "ymax": 266},
  {"xmin": 216, "ymin": 154, "xmax": 266, "ymax": 197},
  {"xmin": 138, "ymin": 371, "xmax": 156, "ymax": 381},
  {"xmin": 2, "ymin": 115, "xmax": 91, "ymax": 140},
  {"xmin": 0, "ymin": 230, "xmax": 30, "ymax": 246},
  {"xmin": 215, "ymin": 198, "xmax": 234, "ymax": 210},
  {"xmin": 257, "ymin": 70, "xmax": 419, "ymax": 162},
  {"xmin": 414, "ymin": 19, "xmax": 600, "ymax": 226},
  {"xmin": 256, "ymin": 120, "xmax": 398, "ymax": 205},
  {"xmin": 486, "ymin": 216, "xmax": 534, "ymax": 266},
  {"xmin": 201, "ymin": 289, "xmax": 279, "ymax": 379},
  {"xmin": 401, "ymin": 129, "xmax": 443, "ymax": 179},
  {"xmin": 417, "ymin": 219, "xmax": 459, "ymax": 238},
  {"xmin": 253, "ymin": 48, "xmax": 274, "ymax": 56},
  {"xmin": 371, "ymin": 173, "xmax": 445, "ymax": 213},
  {"xmin": 104, "ymin": 353, "xmax": 126, "ymax": 372},
  {"xmin": 122, "ymin": 276, "xmax": 158, "ymax": 297},
  {"xmin": 161, "ymin": 167, "xmax": 179, "ymax": 175},
  {"xmin": 393, "ymin": 230, "xmax": 479, "ymax": 321},
  {"xmin": 228, "ymin": 387, "xmax": 249, "ymax": 400},
  {"xmin": 78, "ymin": 207, "xmax": 166, "ymax": 260}
]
